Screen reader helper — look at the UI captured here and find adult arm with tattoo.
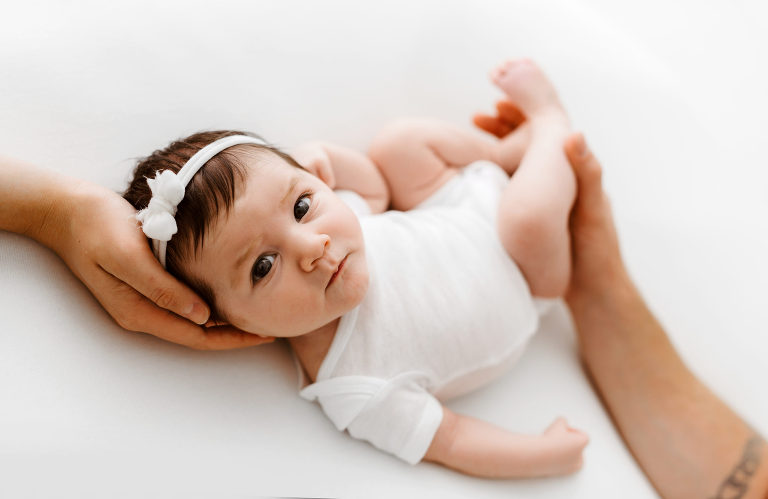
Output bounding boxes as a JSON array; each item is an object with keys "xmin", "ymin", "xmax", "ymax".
[
  {"xmin": 475, "ymin": 104, "xmax": 768, "ymax": 497},
  {"xmin": 561, "ymin": 134, "xmax": 768, "ymax": 499}
]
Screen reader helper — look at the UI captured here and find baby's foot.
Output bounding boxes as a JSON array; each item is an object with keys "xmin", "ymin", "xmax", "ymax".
[{"xmin": 490, "ymin": 59, "xmax": 565, "ymax": 120}]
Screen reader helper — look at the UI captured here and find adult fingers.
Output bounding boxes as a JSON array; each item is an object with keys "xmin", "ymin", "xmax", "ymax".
[
  {"xmin": 196, "ymin": 324, "xmax": 276, "ymax": 351},
  {"xmin": 93, "ymin": 269, "xmax": 269, "ymax": 350},
  {"xmin": 100, "ymin": 241, "xmax": 210, "ymax": 325},
  {"xmin": 564, "ymin": 132, "xmax": 604, "ymax": 212},
  {"xmin": 472, "ymin": 113, "xmax": 513, "ymax": 138},
  {"xmin": 133, "ymin": 301, "xmax": 271, "ymax": 350},
  {"xmin": 496, "ymin": 100, "xmax": 526, "ymax": 127}
]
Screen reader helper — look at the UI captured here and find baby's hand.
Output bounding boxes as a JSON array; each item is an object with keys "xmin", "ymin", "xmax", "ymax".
[
  {"xmin": 538, "ymin": 417, "xmax": 589, "ymax": 475},
  {"xmin": 291, "ymin": 141, "xmax": 336, "ymax": 189}
]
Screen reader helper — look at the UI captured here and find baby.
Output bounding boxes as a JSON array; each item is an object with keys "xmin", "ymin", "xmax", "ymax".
[{"xmin": 123, "ymin": 59, "xmax": 588, "ymax": 478}]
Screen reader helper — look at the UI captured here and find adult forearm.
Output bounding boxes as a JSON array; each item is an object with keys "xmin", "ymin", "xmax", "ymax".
[
  {"xmin": 569, "ymin": 277, "xmax": 768, "ymax": 498},
  {"xmin": 0, "ymin": 156, "xmax": 77, "ymax": 248}
]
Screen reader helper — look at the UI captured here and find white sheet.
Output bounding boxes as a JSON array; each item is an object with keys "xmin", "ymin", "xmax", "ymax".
[{"xmin": 1, "ymin": 1, "xmax": 766, "ymax": 497}]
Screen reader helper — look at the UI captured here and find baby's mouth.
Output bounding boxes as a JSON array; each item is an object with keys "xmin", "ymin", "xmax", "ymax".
[{"xmin": 326, "ymin": 255, "xmax": 348, "ymax": 289}]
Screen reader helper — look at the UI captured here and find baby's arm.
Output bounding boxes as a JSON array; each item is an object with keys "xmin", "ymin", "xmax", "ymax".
[
  {"xmin": 368, "ymin": 118, "xmax": 529, "ymax": 211},
  {"xmin": 424, "ymin": 407, "xmax": 588, "ymax": 478},
  {"xmin": 292, "ymin": 141, "xmax": 390, "ymax": 214},
  {"xmin": 293, "ymin": 114, "xmax": 530, "ymax": 214}
]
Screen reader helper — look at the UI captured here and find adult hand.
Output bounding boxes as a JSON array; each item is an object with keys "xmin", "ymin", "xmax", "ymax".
[
  {"xmin": 561, "ymin": 133, "xmax": 630, "ymax": 303},
  {"xmin": 45, "ymin": 179, "xmax": 273, "ymax": 350},
  {"xmin": 562, "ymin": 133, "xmax": 768, "ymax": 499},
  {"xmin": 473, "ymin": 99, "xmax": 629, "ymax": 300}
]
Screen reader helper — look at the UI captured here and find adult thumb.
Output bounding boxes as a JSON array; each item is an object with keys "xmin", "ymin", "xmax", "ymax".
[{"xmin": 564, "ymin": 133, "xmax": 604, "ymax": 211}]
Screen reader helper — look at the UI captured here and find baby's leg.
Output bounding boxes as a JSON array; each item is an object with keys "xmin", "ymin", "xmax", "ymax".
[
  {"xmin": 492, "ymin": 59, "xmax": 576, "ymax": 298},
  {"xmin": 368, "ymin": 118, "xmax": 530, "ymax": 211}
]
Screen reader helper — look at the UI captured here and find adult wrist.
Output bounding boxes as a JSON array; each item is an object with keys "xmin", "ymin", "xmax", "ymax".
[
  {"xmin": 31, "ymin": 174, "xmax": 84, "ymax": 253},
  {"xmin": 566, "ymin": 263, "xmax": 636, "ymax": 318}
]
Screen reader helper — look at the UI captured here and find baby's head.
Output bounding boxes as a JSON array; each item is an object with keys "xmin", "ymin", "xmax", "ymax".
[{"xmin": 124, "ymin": 131, "xmax": 369, "ymax": 338}]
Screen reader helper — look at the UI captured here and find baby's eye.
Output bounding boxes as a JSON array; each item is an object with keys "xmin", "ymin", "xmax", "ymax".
[
  {"xmin": 251, "ymin": 254, "xmax": 275, "ymax": 284},
  {"xmin": 294, "ymin": 194, "xmax": 312, "ymax": 221}
]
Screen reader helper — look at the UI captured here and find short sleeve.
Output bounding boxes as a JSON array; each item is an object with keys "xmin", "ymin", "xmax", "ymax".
[{"xmin": 299, "ymin": 372, "xmax": 444, "ymax": 464}]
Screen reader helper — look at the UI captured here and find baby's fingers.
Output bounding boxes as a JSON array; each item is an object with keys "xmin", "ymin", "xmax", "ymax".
[
  {"xmin": 496, "ymin": 100, "xmax": 526, "ymax": 127},
  {"xmin": 472, "ymin": 101, "xmax": 525, "ymax": 138},
  {"xmin": 544, "ymin": 417, "xmax": 569, "ymax": 435},
  {"xmin": 473, "ymin": 113, "xmax": 513, "ymax": 138}
]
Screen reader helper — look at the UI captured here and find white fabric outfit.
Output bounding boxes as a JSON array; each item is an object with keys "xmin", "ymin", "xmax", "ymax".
[{"xmin": 300, "ymin": 160, "xmax": 541, "ymax": 464}]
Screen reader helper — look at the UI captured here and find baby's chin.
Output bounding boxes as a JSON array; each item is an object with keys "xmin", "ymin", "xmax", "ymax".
[
  {"xmin": 293, "ymin": 305, "xmax": 361, "ymax": 337},
  {"xmin": 232, "ymin": 311, "xmax": 340, "ymax": 339},
  {"xmin": 270, "ymin": 298, "xmax": 368, "ymax": 339}
]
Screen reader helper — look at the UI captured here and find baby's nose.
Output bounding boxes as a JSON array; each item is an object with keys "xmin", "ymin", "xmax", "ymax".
[{"xmin": 299, "ymin": 233, "xmax": 331, "ymax": 272}]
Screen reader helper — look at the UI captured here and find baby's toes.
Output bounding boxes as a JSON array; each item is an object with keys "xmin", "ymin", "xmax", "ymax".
[
  {"xmin": 489, "ymin": 59, "xmax": 513, "ymax": 83},
  {"xmin": 489, "ymin": 66, "xmax": 504, "ymax": 85}
]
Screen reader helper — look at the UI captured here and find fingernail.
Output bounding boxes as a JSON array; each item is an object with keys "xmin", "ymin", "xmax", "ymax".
[
  {"xmin": 574, "ymin": 133, "xmax": 587, "ymax": 158},
  {"xmin": 186, "ymin": 302, "xmax": 209, "ymax": 325}
]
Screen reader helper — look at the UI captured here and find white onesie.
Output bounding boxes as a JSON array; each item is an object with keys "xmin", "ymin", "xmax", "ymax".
[{"xmin": 299, "ymin": 160, "xmax": 540, "ymax": 464}]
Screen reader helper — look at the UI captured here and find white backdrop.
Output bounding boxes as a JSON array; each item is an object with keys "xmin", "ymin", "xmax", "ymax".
[{"xmin": 1, "ymin": 0, "xmax": 766, "ymax": 497}]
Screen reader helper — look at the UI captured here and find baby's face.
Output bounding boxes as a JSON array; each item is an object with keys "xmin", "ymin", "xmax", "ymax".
[{"xmin": 186, "ymin": 151, "xmax": 369, "ymax": 337}]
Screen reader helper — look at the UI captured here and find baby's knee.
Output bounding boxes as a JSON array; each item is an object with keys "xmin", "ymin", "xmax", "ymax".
[
  {"xmin": 497, "ymin": 210, "xmax": 571, "ymax": 298},
  {"xmin": 528, "ymin": 271, "xmax": 569, "ymax": 299},
  {"xmin": 497, "ymin": 207, "xmax": 556, "ymax": 250}
]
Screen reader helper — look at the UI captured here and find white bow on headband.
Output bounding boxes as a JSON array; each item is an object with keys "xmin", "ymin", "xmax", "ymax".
[
  {"xmin": 136, "ymin": 134, "xmax": 268, "ymax": 268},
  {"xmin": 136, "ymin": 170, "xmax": 185, "ymax": 242}
]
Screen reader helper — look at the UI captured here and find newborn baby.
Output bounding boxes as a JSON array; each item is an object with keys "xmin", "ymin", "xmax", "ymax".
[{"xmin": 123, "ymin": 58, "xmax": 587, "ymax": 478}]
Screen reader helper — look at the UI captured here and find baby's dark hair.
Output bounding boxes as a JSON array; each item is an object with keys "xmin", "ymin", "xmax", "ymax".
[{"xmin": 123, "ymin": 130, "xmax": 304, "ymax": 323}]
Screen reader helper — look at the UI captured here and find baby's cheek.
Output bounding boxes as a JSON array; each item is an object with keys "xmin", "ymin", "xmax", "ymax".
[
  {"xmin": 227, "ymin": 309, "xmax": 256, "ymax": 333},
  {"xmin": 222, "ymin": 295, "xmax": 265, "ymax": 332},
  {"xmin": 272, "ymin": 297, "xmax": 317, "ymax": 331}
]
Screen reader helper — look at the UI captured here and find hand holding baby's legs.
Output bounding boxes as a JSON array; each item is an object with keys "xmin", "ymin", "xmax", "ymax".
[{"xmin": 492, "ymin": 59, "xmax": 576, "ymax": 297}]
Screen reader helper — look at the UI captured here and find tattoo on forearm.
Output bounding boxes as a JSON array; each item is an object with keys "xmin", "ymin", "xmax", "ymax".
[{"xmin": 712, "ymin": 436, "xmax": 765, "ymax": 499}]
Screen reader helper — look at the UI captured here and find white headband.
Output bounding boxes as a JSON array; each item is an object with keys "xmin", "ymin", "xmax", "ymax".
[{"xmin": 136, "ymin": 134, "xmax": 267, "ymax": 267}]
